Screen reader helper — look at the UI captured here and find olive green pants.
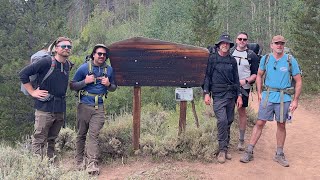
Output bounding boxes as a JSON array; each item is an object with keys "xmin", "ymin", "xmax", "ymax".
[
  {"xmin": 75, "ymin": 103, "xmax": 105, "ymax": 164},
  {"xmin": 32, "ymin": 110, "xmax": 64, "ymax": 158}
]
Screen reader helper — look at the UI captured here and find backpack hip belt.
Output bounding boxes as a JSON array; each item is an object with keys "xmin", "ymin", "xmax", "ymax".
[
  {"xmin": 78, "ymin": 90, "xmax": 107, "ymax": 110},
  {"xmin": 262, "ymin": 86, "xmax": 294, "ymax": 123}
]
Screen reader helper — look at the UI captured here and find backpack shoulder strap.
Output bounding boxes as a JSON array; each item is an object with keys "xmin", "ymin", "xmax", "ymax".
[
  {"xmin": 88, "ymin": 58, "xmax": 93, "ymax": 75},
  {"xmin": 263, "ymin": 54, "xmax": 271, "ymax": 86},
  {"xmin": 287, "ymin": 54, "xmax": 292, "ymax": 75},
  {"xmin": 40, "ymin": 57, "xmax": 56, "ymax": 85}
]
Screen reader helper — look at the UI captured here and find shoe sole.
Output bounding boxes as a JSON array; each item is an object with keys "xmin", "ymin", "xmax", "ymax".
[
  {"xmin": 240, "ymin": 157, "xmax": 253, "ymax": 163},
  {"xmin": 273, "ymin": 157, "xmax": 289, "ymax": 167}
]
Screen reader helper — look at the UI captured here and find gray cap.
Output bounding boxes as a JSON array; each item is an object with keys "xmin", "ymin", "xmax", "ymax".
[{"xmin": 90, "ymin": 44, "xmax": 110, "ymax": 59}]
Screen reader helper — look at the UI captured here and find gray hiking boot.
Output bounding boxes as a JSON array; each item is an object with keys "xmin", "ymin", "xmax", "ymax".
[
  {"xmin": 217, "ymin": 151, "xmax": 226, "ymax": 163},
  {"xmin": 226, "ymin": 151, "xmax": 232, "ymax": 160},
  {"xmin": 87, "ymin": 161, "xmax": 100, "ymax": 175},
  {"xmin": 273, "ymin": 153, "xmax": 289, "ymax": 167},
  {"xmin": 240, "ymin": 150, "xmax": 254, "ymax": 163},
  {"xmin": 237, "ymin": 141, "xmax": 245, "ymax": 151}
]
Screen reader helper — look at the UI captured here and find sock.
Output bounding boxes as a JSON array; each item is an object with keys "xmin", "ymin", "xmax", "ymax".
[
  {"xmin": 247, "ymin": 144, "xmax": 254, "ymax": 153},
  {"xmin": 239, "ymin": 130, "xmax": 245, "ymax": 141},
  {"xmin": 276, "ymin": 147, "xmax": 284, "ymax": 155}
]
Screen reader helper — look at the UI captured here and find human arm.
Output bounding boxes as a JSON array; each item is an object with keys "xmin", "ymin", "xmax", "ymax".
[{"xmin": 69, "ymin": 64, "xmax": 95, "ymax": 91}]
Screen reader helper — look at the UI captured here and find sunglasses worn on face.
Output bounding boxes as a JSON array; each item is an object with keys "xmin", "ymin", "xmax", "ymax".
[
  {"xmin": 96, "ymin": 52, "xmax": 107, "ymax": 57},
  {"xmin": 274, "ymin": 42, "xmax": 285, "ymax": 45},
  {"xmin": 57, "ymin": 45, "xmax": 72, "ymax": 49},
  {"xmin": 237, "ymin": 38, "xmax": 248, "ymax": 41}
]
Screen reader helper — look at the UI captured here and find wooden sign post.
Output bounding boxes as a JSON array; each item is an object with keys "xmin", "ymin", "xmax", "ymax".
[{"xmin": 109, "ymin": 37, "xmax": 209, "ymax": 150}]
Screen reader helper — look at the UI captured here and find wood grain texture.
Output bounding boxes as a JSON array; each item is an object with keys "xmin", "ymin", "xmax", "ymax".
[{"xmin": 109, "ymin": 37, "xmax": 209, "ymax": 87}]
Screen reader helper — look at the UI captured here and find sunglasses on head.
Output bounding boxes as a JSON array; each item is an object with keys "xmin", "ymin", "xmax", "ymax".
[
  {"xmin": 56, "ymin": 45, "xmax": 72, "ymax": 49},
  {"xmin": 274, "ymin": 41, "xmax": 285, "ymax": 45},
  {"xmin": 237, "ymin": 38, "xmax": 248, "ymax": 41},
  {"xmin": 96, "ymin": 52, "xmax": 107, "ymax": 57}
]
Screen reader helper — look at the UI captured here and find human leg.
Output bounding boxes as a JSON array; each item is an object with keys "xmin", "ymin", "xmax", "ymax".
[
  {"xmin": 75, "ymin": 103, "xmax": 91, "ymax": 165},
  {"xmin": 213, "ymin": 98, "xmax": 229, "ymax": 163},
  {"xmin": 240, "ymin": 101, "xmax": 273, "ymax": 163},
  {"xmin": 47, "ymin": 112, "xmax": 64, "ymax": 159},
  {"xmin": 86, "ymin": 106, "xmax": 105, "ymax": 173},
  {"xmin": 225, "ymin": 98, "xmax": 236, "ymax": 159},
  {"xmin": 32, "ymin": 110, "xmax": 54, "ymax": 158}
]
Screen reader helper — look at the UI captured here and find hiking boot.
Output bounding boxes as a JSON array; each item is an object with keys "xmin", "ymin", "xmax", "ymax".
[
  {"xmin": 240, "ymin": 150, "xmax": 254, "ymax": 163},
  {"xmin": 237, "ymin": 141, "xmax": 245, "ymax": 151},
  {"xmin": 87, "ymin": 161, "xmax": 100, "ymax": 175},
  {"xmin": 273, "ymin": 153, "xmax": 289, "ymax": 167},
  {"xmin": 226, "ymin": 151, "xmax": 232, "ymax": 160},
  {"xmin": 217, "ymin": 151, "xmax": 226, "ymax": 163}
]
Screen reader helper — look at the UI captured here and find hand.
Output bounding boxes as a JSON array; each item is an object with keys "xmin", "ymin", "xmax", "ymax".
[
  {"xmin": 30, "ymin": 87, "xmax": 49, "ymax": 99},
  {"xmin": 237, "ymin": 96, "xmax": 243, "ymax": 108},
  {"xmin": 240, "ymin": 79, "xmax": 246, "ymax": 86},
  {"xmin": 85, "ymin": 74, "xmax": 95, "ymax": 84},
  {"xmin": 257, "ymin": 93, "xmax": 262, "ymax": 103},
  {"xmin": 204, "ymin": 94, "xmax": 211, "ymax": 105},
  {"xmin": 290, "ymin": 100, "xmax": 298, "ymax": 112},
  {"xmin": 98, "ymin": 76, "xmax": 110, "ymax": 87}
]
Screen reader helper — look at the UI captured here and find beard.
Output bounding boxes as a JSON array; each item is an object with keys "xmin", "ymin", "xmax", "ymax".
[{"xmin": 220, "ymin": 47, "xmax": 229, "ymax": 53}]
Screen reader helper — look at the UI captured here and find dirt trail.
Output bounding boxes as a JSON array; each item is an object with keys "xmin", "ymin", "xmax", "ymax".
[{"xmin": 100, "ymin": 95, "xmax": 320, "ymax": 179}]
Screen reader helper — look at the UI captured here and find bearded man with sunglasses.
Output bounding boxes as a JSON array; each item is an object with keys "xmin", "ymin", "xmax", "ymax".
[
  {"xmin": 231, "ymin": 32, "xmax": 259, "ymax": 151},
  {"xmin": 19, "ymin": 37, "xmax": 73, "ymax": 160},
  {"xmin": 70, "ymin": 44, "xmax": 117, "ymax": 174},
  {"xmin": 240, "ymin": 35, "xmax": 302, "ymax": 167}
]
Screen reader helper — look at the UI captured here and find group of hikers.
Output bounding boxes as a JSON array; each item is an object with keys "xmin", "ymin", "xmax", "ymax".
[
  {"xmin": 18, "ymin": 32, "xmax": 302, "ymax": 175},
  {"xmin": 203, "ymin": 32, "xmax": 302, "ymax": 166}
]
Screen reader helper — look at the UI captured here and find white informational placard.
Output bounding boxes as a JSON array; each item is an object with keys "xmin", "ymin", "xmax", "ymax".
[{"xmin": 175, "ymin": 88, "xmax": 193, "ymax": 101}]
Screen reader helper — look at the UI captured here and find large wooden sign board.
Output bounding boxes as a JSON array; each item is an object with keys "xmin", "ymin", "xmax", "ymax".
[{"xmin": 108, "ymin": 37, "xmax": 209, "ymax": 87}]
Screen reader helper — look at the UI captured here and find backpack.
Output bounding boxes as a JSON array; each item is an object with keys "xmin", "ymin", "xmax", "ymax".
[
  {"xmin": 76, "ymin": 56, "xmax": 109, "ymax": 110},
  {"xmin": 262, "ymin": 52, "xmax": 300, "ymax": 95},
  {"xmin": 21, "ymin": 51, "xmax": 73, "ymax": 96},
  {"xmin": 21, "ymin": 51, "xmax": 52, "ymax": 95}
]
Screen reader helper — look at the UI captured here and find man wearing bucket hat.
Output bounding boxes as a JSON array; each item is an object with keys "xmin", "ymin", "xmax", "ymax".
[
  {"xmin": 240, "ymin": 35, "xmax": 302, "ymax": 167},
  {"xmin": 70, "ymin": 44, "xmax": 117, "ymax": 174},
  {"xmin": 203, "ymin": 33, "xmax": 243, "ymax": 163}
]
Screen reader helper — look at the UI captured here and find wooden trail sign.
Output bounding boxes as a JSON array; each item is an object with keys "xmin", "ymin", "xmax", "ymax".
[
  {"xmin": 108, "ymin": 37, "xmax": 209, "ymax": 150},
  {"xmin": 108, "ymin": 37, "xmax": 209, "ymax": 87}
]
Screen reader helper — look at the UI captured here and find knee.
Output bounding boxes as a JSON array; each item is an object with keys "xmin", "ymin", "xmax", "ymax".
[
  {"xmin": 255, "ymin": 120, "xmax": 266, "ymax": 129},
  {"xmin": 277, "ymin": 122, "xmax": 286, "ymax": 130}
]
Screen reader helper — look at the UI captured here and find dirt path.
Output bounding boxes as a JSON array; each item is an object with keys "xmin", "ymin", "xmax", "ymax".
[{"xmin": 100, "ymin": 95, "xmax": 320, "ymax": 179}]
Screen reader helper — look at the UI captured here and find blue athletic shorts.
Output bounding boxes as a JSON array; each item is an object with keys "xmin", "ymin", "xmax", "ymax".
[{"xmin": 257, "ymin": 101, "xmax": 291, "ymax": 122}]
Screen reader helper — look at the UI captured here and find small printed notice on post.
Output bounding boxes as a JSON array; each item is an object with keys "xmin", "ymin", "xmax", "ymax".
[{"xmin": 175, "ymin": 88, "xmax": 193, "ymax": 101}]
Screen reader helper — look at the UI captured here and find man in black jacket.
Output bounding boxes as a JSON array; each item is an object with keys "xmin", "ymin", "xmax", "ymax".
[
  {"xmin": 203, "ymin": 33, "xmax": 243, "ymax": 163},
  {"xmin": 19, "ymin": 37, "xmax": 72, "ymax": 159}
]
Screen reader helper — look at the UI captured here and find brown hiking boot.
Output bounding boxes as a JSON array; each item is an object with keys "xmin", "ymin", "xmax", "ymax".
[
  {"xmin": 240, "ymin": 150, "xmax": 254, "ymax": 163},
  {"xmin": 217, "ymin": 151, "xmax": 226, "ymax": 163},
  {"xmin": 237, "ymin": 141, "xmax": 245, "ymax": 151},
  {"xmin": 226, "ymin": 151, "xmax": 232, "ymax": 160},
  {"xmin": 273, "ymin": 153, "xmax": 289, "ymax": 167},
  {"xmin": 87, "ymin": 161, "xmax": 100, "ymax": 175}
]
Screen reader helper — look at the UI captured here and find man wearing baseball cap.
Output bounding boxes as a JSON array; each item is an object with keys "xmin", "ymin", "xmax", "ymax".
[
  {"xmin": 203, "ymin": 33, "xmax": 243, "ymax": 163},
  {"xmin": 70, "ymin": 44, "xmax": 117, "ymax": 174},
  {"xmin": 240, "ymin": 35, "xmax": 302, "ymax": 167}
]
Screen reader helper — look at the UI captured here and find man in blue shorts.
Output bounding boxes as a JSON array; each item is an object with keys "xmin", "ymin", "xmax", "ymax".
[{"xmin": 240, "ymin": 35, "xmax": 302, "ymax": 167}]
